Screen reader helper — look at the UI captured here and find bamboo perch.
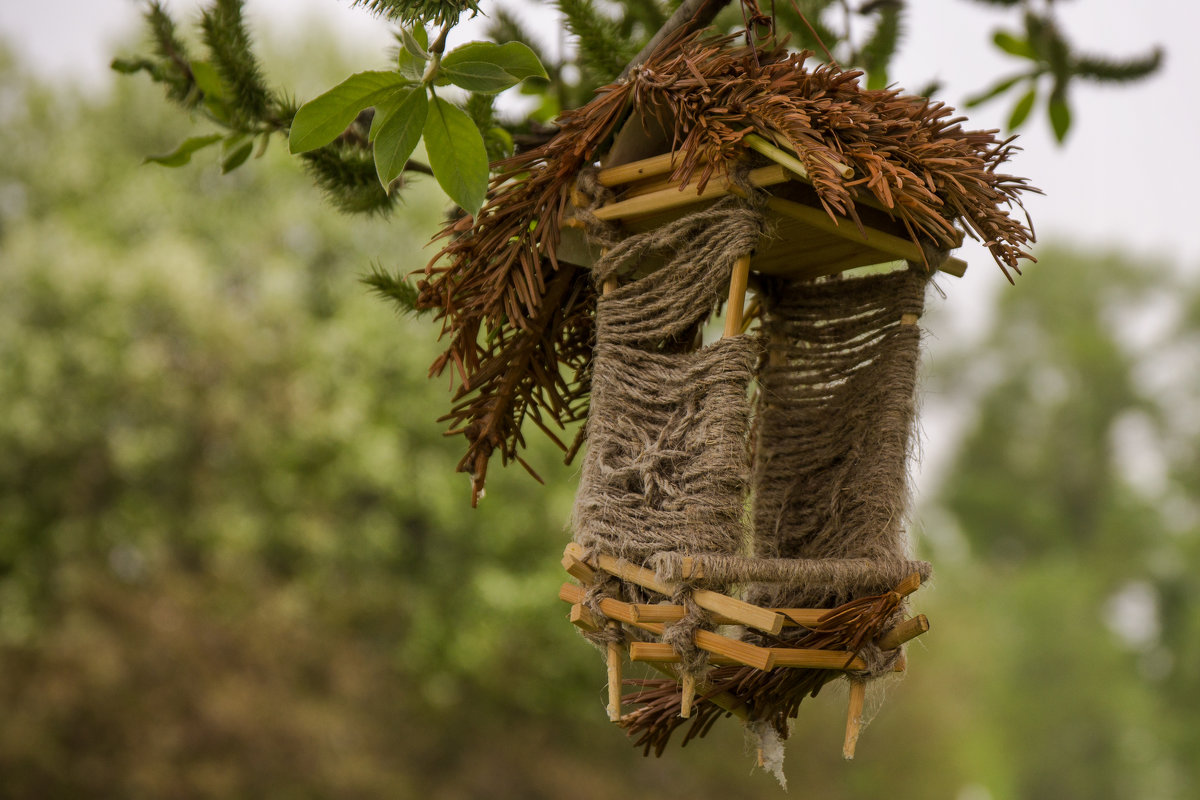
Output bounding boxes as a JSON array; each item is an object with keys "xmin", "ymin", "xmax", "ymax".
[
  {"xmin": 629, "ymin": 642, "xmax": 865, "ymax": 671},
  {"xmin": 877, "ymin": 614, "xmax": 930, "ymax": 651},
  {"xmin": 765, "ymin": 196, "xmax": 969, "ymax": 278},
  {"xmin": 564, "ymin": 543, "xmax": 785, "ymax": 634},
  {"xmin": 843, "ymin": 679, "xmax": 867, "ymax": 759},
  {"xmin": 723, "ymin": 254, "xmax": 752, "ymax": 338}
]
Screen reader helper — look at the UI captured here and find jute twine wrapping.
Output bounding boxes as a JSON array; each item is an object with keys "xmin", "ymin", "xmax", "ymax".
[
  {"xmin": 571, "ymin": 199, "xmax": 765, "ymax": 675},
  {"xmin": 745, "ymin": 268, "xmax": 932, "ymax": 675}
]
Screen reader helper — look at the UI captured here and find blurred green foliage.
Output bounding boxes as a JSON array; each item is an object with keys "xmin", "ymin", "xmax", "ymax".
[{"xmin": 1, "ymin": 34, "xmax": 1198, "ymax": 799}]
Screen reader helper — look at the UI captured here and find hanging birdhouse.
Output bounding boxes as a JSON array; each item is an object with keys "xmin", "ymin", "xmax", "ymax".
[{"xmin": 417, "ymin": 30, "xmax": 1037, "ymax": 773}]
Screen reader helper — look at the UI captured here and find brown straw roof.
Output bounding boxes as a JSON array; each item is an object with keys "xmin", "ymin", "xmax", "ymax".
[{"xmin": 416, "ymin": 32, "xmax": 1039, "ymax": 503}]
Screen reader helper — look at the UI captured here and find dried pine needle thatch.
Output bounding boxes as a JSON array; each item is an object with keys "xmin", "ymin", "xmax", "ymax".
[{"xmin": 417, "ymin": 30, "xmax": 1038, "ymax": 503}]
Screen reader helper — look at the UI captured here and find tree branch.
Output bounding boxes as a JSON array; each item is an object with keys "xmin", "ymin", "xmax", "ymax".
[{"xmin": 618, "ymin": 0, "xmax": 735, "ymax": 80}]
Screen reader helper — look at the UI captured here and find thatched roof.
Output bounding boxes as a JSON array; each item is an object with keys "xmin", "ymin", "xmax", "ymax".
[{"xmin": 415, "ymin": 32, "xmax": 1039, "ymax": 503}]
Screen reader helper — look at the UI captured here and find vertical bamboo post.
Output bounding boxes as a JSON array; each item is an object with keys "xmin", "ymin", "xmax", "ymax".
[
  {"xmin": 606, "ymin": 625, "xmax": 623, "ymax": 721},
  {"xmin": 600, "ymin": 263, "xmax": 624, "ymax": 723},
  {"xmin": 723, "ymin": 253, "xmax": 752, "ymax": 338},
  {"xmin": 843, "ymin": 678, "xmax": 867, "ymax": 759},
  {"xmin": 680, "ymin": 672, "xmax": 697, "ymax": 719}
]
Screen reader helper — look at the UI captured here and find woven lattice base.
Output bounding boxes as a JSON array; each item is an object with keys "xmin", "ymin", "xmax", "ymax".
[{"xmin": 559, "ymin": 543, "xmax": 929, "ymax": 757}]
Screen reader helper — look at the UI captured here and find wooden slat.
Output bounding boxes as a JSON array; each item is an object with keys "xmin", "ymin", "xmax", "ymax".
[
  {"xmin": 769, "ymin": 648, "xmax": 865, "ymax": 670},
  {"xmin": 843, "ymin": 679, "xmax": 867, "ymax": 759},
  {"xmin": 559, "ymin": 582, "xmax": 774, "ymax": 670},
  {"xmin": 560, "ymin": 582, "xmax": 831, "ymax": 628},
  {"xmin": 765, "ymin": 196, "xmax": 968, "ymax": 277},
  {"xmin": 591, "ymin": 165, "xmax": 790, "ymax": 222},
  {"xmin": 596, "ymin": 152, "xmax": 682, "ymax": 187},
  {"xmin": 630, "ymin": 642, "xmax": 860, "ymax": 671},
  {"xmin": 723, "ymin": 254, "xmax": 752, "ymax": 338},
  {"xmin": 877, "ymin": 614, "xmax": 930, "ymax": 650},
  {"xmin": 564, "ymin": 543, "xmax": 784, "ymax": 634}
]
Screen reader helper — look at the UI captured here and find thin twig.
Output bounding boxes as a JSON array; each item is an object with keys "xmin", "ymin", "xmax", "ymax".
[{"xmin": 619, "ymin": 0, "xmax": 735, "ymax": 80}]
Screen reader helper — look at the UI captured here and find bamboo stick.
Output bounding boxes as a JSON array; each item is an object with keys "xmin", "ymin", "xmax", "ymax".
[
  {"xmin": 877, "ymin": 614, "xmax": 930, "ymax": 651},
  {"xmin": 591, "ymin": 165, "xmax": 790, "ymax": 222},
  {"xmin": 843, "ymin": 679, "xmax": 866, "ymax": 759},
  {"xmin": 680, "ymin": 672, "xmax": 696, "ymax": 719},
  {"xmin": 630, "ymin": 642, "xmax": 862, "ymax": 671},
  {"xmin": 744, "ymin": 133, "xmax": 810, "ymax": 181},
  {"xmin": 596, "ymin": 152, "xmax": 682, "ymax": 187},
  {"xmin": 569, "ymin": 603, "xmax": 600, "ymax": 632},
  {"xmin": 561, "ymin": 551, "xmax": 597, "ymax": 584},
  {"xmin": 560, "ymin": 582, "xmax": 831, "ymax": 628},
  {"xmin": 770, "ymin": 648, "xmax": 866, "ymax": 670},
  {"xmin": 607, "ymin": 624, "xmax": 623, "ymax": 721},
  {"xmin": 723, "ymin": 254, "xmax": 752, "ymax": 338},
  {"xmin": 645, "ymin": 662, "xmax": 750, "ymax": 721},
  {"xmin": 748, "ymin": 131, "xmax": 855, "ymax": 180},
  {"xmin": 564, "ymin": 543, "xmax": 785, "ymax": 634},
  {"xmin": 558, "ymin": 580, "xmax": 775, "ymax": 670},
  {"xmin": 893, "ymin": 572, "xmax": 923, "ymax": 597}
]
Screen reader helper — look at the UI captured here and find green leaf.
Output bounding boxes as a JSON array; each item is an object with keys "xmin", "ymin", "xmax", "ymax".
[
  {"xmin": 993, "ymin": 30, "xmax": 1036, "ymax": 60},
  {"xmin": 423, "ymin": 97, "xmax": 489, "ymax": 216},
  {"xmin": 442, "ymin": 41, "xmax": 548, "ymax": 82},
  {"xmin": 1048, "ymin": 91, "xmax": 1072, "ymax": 142},
  {"xmin": 397, "ymin": 48, "xmax": 426, "ymax": 82},
  {"xmin": 373, "ymin": 88, "xmax": 429, "ymax": 188},
  {"xmin": 221, "ymin": 140, "xmax": 254, "ymax": 173},
  {"xmin": 1007, "ymin": 85, "xmax": 1038, "ymax": 130},
  {"xmin": 190, "ymin": 60, "xmax": 225, "ymax": 99},
  {"xmin": 965, "ymin": 72, "xmax": 1029, "ymax": 107},
  {"xmin": 398, "ymin": 26, "xmax": 429, "ymax": 59},
  {"xmin": 289, "ymin": 71, "xmax": 411, "ymax": 154},
  {"xmin": 144, "ymin": 134, "xmax": 223, "ymax": 167},
  {"xmin": 441, "ymin": 61, "xmax": 521, "ymax": 94}
]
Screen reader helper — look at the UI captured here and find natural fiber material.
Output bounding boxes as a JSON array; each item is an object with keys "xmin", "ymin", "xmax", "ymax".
[
  {"xmin": 571, "ymin": 200, "xmax": 765, "ymax": 670},
  {"xmin": 618, "ymin": 269, "xmax": 932, "ymax": 753},
  {"xmin": 749, "ymin": 269, "xmax": 930, "ymax": 611}
]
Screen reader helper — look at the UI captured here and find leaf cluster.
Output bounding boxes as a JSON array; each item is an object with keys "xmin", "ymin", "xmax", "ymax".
[
  {"xmin": 966, "ymin": 4, "xmax": 1162, "ymax": 142},
  {"xmin": 287, "ymin": 36, "xmax": 547, "ymax": 215}
]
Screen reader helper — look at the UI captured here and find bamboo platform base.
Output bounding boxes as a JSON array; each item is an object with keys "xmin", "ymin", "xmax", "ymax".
[
  {"xmin": 559, "ymin": 543, "xmax": 929, "ymax": 757},
  {"xmin": 559, "ymin": 136, "xmax": 968, "ymax": 287}
]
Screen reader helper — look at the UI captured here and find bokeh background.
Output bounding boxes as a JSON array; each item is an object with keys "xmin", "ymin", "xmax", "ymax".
[{"xmin": 1, "ymin": 2, "xmax": 1198, "ymax": 798}]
